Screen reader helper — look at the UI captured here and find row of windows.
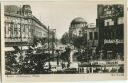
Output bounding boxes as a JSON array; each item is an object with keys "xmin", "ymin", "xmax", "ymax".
[
  {"xmin": 71, "ymin": 23, "xmax": 87, "ymax": 27},
  {"xmin": 104, "ymin": 17, "xmax": 123, "ymax": 26},
  {"xmin": 70, "ymin": 28, "xmax": 98, "ymax": 40},
  {"xmin": 33, "ymin": 20, "xmax": 48, "ymax": 34},
  {"xmin": 23, "ymin": 12, "xmax": 32, "ymax": 16},
  {"xmin": 5, "ymin": 15, "xmax": 49, "ymax": 39},
  {"xmin": 5, "ymin": 16, "xmax": 31, "ymax": 24},
  {"xmin": 104, "ymin": 19, "xmax": 114, "ymax": 26},
  {"xmin": 103, "ymin": 5, "xmax": 124, "ymax": 17},
  {"xmin": 5, "ymin": 23, "xmax": 48, "ymax": 39},
  {"xmin": 5, "ymin": 22, "xmax": 31, "ymax": 38},
  {"xmin": 89, "ymin": 32, "xmax": 98, "ymax": 40},
  {"xmin": 35, "ymin": 27, "xmax": 47, "ymax": 38},
  {"xmin": 103, "ymin": 28, "xmax": 123, "ymax": 39}
]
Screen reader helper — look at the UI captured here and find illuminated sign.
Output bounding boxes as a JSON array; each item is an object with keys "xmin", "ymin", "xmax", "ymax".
[
  {"xmin": 104, "ymin": 39, "xmax": 123, "ymax": 44},
  {"xmin": 98, "ymin": 5, "xmax": 124, "ymax": 18}
]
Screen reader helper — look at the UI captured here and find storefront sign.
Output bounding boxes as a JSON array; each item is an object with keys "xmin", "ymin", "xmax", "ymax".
[{"xmin": 104, "ymin": 39, "xmax": 123, "ymax": 44}]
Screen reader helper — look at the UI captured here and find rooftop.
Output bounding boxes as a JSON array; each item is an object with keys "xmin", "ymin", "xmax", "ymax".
[{"xmin": 71, "ymin": 17, "xmax": 87, "ymax": 25}]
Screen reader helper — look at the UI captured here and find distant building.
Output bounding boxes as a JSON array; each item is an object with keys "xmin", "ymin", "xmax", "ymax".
[
  {"xmin": 69, "ymin": 17, "xmax": 88, "ymax": 48},
  {"xmin": 97, "ymin": 4, "xmax": 124, "ymax": 59},
  {"xmin": 69, "ymin": 17, "xmax": 98, "ymax": 49},
  {"xmin": 69, "ymin": 17, "xmax": 88, "ymax": 37},
  {"xmin": 4, "ymin": 5, "xmax": 49, "ymax": 52},
  {"xmin": 87, "ymin": 23, "xmax": 98, "ymax": 47}
]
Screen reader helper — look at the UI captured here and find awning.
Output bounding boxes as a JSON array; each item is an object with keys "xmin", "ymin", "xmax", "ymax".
[
  {"xmin": 5, "ymin": 47, "xmax": 15, "ymax": 51},
  {"xmin": 19, "ymin": 46, "xmax": 29, "ymax": 50}
]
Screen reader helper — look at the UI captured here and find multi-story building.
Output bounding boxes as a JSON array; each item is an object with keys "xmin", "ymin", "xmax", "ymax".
[
  {"xmin": 69, "ymin": 17, "xmax": 88, "ymax": 37},
  {"xmin": 4, "ymin": 5, "xmax": 49, "ymax": 52},
  {"xmin": 97, "ymin": 4, "xmax": 124, "ymax": 59},
  {"xmin": 69, "ymin": 17, "xmax": 98, "ymax": 49},
  {"xmin": 87, "ymin": 24, "xmax": 99, "ymax": 57},
  {"xmin": 69, "ymin": 17, "xmax": 88, "ymax": 48},
  {"xmin": 68, "ymin": 17, "xmax": 99, "ymax": 62},
  {"xmin": 87, "ymin": 23, "xmax": 99, "ymax": 48}
]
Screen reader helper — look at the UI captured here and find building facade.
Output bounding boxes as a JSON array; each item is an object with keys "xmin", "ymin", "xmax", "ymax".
[
  {"xmin": 97, "ymin": 4, "xmax": 124, "ymax": 59},
  {"xmin": 69, "ymin": 17, "xmax": 88, "ymax": 37},
  {"xmin": 4, "ymin": 5, "xmax": 49, "ymax": 52},
  {"xmin": 69, "ymin": 17, "xmax": 99, "ymax": 49},
  {"xmin": 69, "ymin": 17, "xmax": 88, "ymax": 48},
  {"xmin": 87, "ymin": 23, "xmax": 99, "ymax": 48},
  {"xmin": 68, "ymin": 17, "xmax": 99, "ymax": 62}
]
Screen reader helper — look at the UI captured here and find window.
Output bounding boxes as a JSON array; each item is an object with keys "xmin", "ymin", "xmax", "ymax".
[
  {"xmin": 106, "ymin": 22, "xmax": 109, "ymax": 26},
  {"xmin": 5, "ymin": 23, "xmax": 7, "ymax": 37},
  {"xmin": 28, "ymin": 19, "xmax": 31, "ymax": 23},
  {"xmin": 23, "ymin": 25, "xmax": 26, "ymax": 32},
  {"xmin": 104, "ymin": 19, "xmax": 114, "ymax": 26},
  {"xmin": 89, "ymin": 32, "xmax": 93, "ymax": 40},
  {"xmin": 28, "ymin": 26, "xmax": 31, "ymax": 38},
  {"xmin": 14, "ymin": 24, "xmax": 18, "ymax": 37},
  {"xmin": 10, "ymin": 23, "xmax": 14, "ymax": 38},
  {"xmin": 17, "ymin": 24, "xmax": 20, "ymax": 38},
  {"xmin": 79, "ymin": 31, "xmax": 82, "ymax": 36},
  {"xmin": 109, "ymin": 19, "xmax": 114, "ymax": 25},
  {"xmin": 106, "ymin": 10, "xmax": 111, "ymax": 15},
  {"xmin": 118, "ymin": 17, "xmax": 123, "ymax": 24},
  {"xmin": 94, "ymin": 32, "xmax": 98, "ymax": 40}
]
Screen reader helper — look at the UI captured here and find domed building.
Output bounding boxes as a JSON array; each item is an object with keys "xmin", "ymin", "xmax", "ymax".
[
  {"xmin": 69, "ymin": 17, "xmax": 88, "ymax": 36},
  {"xmin": 69, "ymin": 17, "xmax": 99, "ymax": 49},
  {"xmin": 68, "ymin": 17, "xmax": 99, "ymax": 62}
]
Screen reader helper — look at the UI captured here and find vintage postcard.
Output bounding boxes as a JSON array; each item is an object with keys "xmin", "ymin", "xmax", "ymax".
[{"xmin": 1, "ymin": 0, "xmax": 127, "ymax": 82}]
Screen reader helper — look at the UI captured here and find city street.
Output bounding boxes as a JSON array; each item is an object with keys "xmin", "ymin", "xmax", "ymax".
[{"xmin": 4, "ymin": 4, "xmax": 124, "ymax": 75}]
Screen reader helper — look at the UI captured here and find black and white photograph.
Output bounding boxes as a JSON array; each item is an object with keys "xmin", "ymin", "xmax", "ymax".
[{"xmin": 2, "ymin": 1, "xmax": 125, "ymax": 78}]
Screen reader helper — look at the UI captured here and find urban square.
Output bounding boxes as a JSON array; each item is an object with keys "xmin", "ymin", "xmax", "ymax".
[{"xmin": 4, "ymin": 3, "xmax": 124, "ymax": 74}]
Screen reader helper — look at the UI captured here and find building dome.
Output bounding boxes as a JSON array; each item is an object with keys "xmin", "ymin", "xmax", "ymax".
[
  {"xmin": 22, "ymin": 5, "xmax": 32, "ymax": 16},
  {"xmin": 69, "ymin": 17, "xmax": 87, "ymax": 36},
  {"xmin": 71, "ymin": 17, "xmax": 87, "ymax": 25},
  {"xmin": 22, "ymin": 5, "xmax": 32, "ymax": 13}
]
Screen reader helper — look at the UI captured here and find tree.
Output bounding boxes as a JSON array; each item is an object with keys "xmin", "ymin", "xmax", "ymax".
[
  {"xmin": 71, "ymin": 34, "xmax": 87, "ymax": 49},
  {"xmin": 61, "ymin": 32, "xmax": 70, "ymax": 45},
  {"xmin": 5, "ymin": 52, "xmax": 18, "ymax": 74},
  {"xmin": 61, "ymin": 31, "xmax": 87, "ymax": 49},
  {"xmin": 73, "ymin": 36, "xmax": 83, "ymax": 49}
]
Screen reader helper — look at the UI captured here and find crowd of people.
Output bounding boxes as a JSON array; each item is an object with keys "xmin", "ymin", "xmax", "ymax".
[{"xmin": 5, "ymin": 43, "xmax": 124, "ymax": 74}]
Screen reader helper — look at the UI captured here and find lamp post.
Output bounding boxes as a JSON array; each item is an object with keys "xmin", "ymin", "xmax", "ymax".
[
  {"xmin": 52, "ymin": 29, "xmax": 56, "ymax": 58},
  {"xmin": 47, "ymin": 26, "xmax": 51, "ymax": 70},
  {"xmin": 19, "ymin": 5, "xmax": 23, "ymax": 59},
  {"xmin": 48, "ymin": 26, "xmax": 50, "ymax": 55}
]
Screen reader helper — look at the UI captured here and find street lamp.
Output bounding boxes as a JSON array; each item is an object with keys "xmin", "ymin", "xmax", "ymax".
[
  {"xmin": 47, "ymin": 26, "xmax": 51, "ymax": 70},
  {"xmin": 48, "ymin": 26, "xmax": 50, "ymax": 54},
  {"xmin": 52, "ymin": 29, "xmax": 56, "ymax": 57}
]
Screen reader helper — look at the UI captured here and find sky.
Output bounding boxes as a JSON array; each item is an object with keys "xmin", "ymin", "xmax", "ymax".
[{"xmin": 30, "ymin": 2, "xmax": 97, "ymax": 39}]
